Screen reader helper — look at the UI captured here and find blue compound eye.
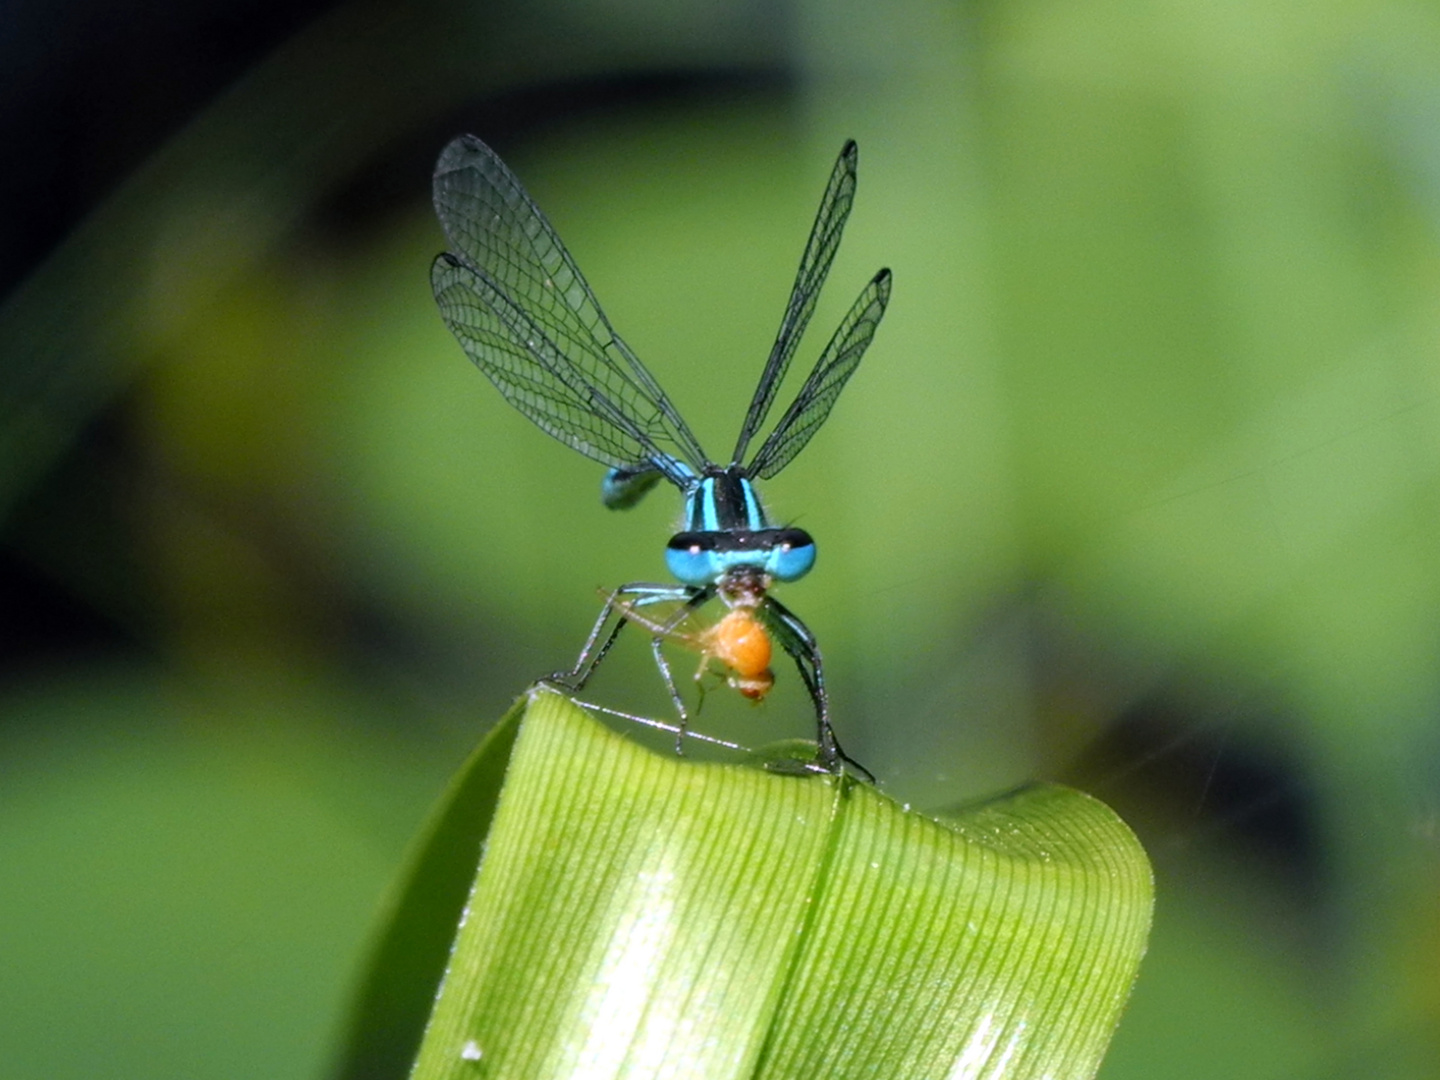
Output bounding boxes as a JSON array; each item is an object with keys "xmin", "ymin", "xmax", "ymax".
[
  {"xmin": 769, "ymin": 528, "xmax": 816, "ymax": 582},
  {"xmin": 666, "ymin": 533, "xmax": 722, "ymax": 586}
]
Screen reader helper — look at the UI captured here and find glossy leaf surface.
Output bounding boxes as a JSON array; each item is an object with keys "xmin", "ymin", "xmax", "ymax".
[{"xmin": 386, "ymin": 694, "xmax": 1152, "ymax": 1079}]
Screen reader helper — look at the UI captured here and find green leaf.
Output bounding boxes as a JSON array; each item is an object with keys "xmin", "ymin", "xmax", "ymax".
[
  {"xmin": 338, "ymin": 692, "xmax": 1152, "ymax": 1079},
  {"xmin": 329, "ymin": 702, "xmax": 523, "ymax": 1080}
]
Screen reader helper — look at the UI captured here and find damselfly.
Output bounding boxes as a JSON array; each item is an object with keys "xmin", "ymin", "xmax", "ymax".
[{"xmin": 431, "ymin": 135, "xmax": 891, "ymax": 773}]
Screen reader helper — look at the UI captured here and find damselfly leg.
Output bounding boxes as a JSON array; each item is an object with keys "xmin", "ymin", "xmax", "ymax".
[{"xmin": 542, "ymin": 583, "xmax": 711, "ymax": 749}]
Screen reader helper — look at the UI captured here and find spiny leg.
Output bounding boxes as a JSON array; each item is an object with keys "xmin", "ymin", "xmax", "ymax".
[
  {"xmin": 617, "ymin": 596, "xmax": 726, "ymax": 724},
  {"xmin": 648, "ymin": 636, "xmax": 690, "ymax": 753},
  {"xmin": 763, "ymin": 596, "xmax": 873, "ymax": 782},
  {"xmin": 554, "ymin": 694, "xmax": 748, "ymax": 755},
  {"xmin": 659, "ymin": 588, "xmax": 717, "ymax": 753},
  {"xmin": 544, "ymin": 582, "xmax": 696, "ymax": 693},
  {"xmin": 600, "ymin": 587, "xmax": 715, "ymax": 752},
  {"xmin": 547, "ymin": 583, "xmax": 721, "ymax": 757}
]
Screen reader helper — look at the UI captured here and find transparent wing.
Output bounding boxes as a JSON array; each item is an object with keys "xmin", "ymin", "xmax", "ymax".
[
  {"xmin": 747, "ymin": 268, "xmax": 892, "ymax": 480},
  {"xmin": 434, "ymin": 255, "xmax": 666, "ymax": 470},
  {"xmin": 731, "ymin": 141, "xmax": 859, "ymax": 465},
  {"xmin": 433, "ymin": 135, "xmax": 708, "ymax": 478}
]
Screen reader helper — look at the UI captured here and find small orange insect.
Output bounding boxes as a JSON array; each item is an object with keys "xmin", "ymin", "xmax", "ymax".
[
  {"xmin": 617, "ymin": 598, "xmax": 776, "ymax": 704},
  {"xmin": 700, "ymin": 608, "xmax": 775, "ymax": 700}
]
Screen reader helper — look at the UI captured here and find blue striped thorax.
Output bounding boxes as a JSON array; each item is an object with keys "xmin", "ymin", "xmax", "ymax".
[{"xmin": 665, "ymin": 467, "xmax": 816, "ymax": 586}]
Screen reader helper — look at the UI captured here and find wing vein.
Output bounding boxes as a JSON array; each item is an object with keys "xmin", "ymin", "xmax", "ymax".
[
  {"xmin": 731, "ymin": 141, "xmax": 859, "ymax": 464},
  {"xmin": 748, "ymin": 268, "xmax": 892, "ymax": 480},
  {"xmin": 432, "ymin": 135, "xmax": 708, "ymax": 480}
]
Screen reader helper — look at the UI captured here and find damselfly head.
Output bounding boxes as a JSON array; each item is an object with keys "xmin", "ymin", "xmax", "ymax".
[{"xmin": 666, "ymin": 526, "xmax": 816, "ymax": 586}]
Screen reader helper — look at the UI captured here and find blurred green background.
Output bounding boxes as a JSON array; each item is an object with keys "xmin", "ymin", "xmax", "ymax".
[{"xmin": 2, "ymin": 0, "xmax": 1438, "ymax": 1076}]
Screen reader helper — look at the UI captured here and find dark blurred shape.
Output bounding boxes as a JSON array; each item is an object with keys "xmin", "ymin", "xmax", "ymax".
[
  {"xmin": 0, "ymin": 395, "xmax": 151, "ymax": 681},
  {"xmin": 0, "ymin": 0, "xmax": 342, "ymax": 298},
  {"xmin": 1020, "ymin": 593, "xmax": 1324, "ymax": 911},
  {"xmin": 308, "ymin": 67, "xmax": 795, "ymax": 247},
  {"xmin": 1061, "ymin": 683, "xmax": 1328, "ymax": 946},
  {"xmin": 1080, "ymin": 698, "xmax": 1320, "ymax": 874},
  {"xmin": 0, "ymin": 547, "xmax": 134, "ymax": 667}
]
